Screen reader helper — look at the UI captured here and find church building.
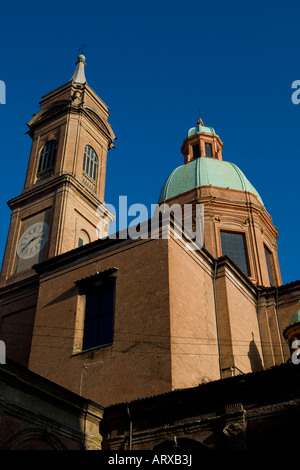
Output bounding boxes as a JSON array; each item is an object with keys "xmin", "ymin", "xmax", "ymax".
[{"xmin": 0, "ymin": 54, "xmax": 299, "ymax": 421}]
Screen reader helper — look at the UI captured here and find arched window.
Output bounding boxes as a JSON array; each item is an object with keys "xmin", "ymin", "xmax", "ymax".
[
  {"xmin": 78, "ymin": 229, "xmax": 91, "ymax": 247},
  {"xmin": 83, "ymin": 146, "xmax": 98, "ymax": 182},
  {"xmin": 37, "ymin": 140, "xmax": 56, "ymax": 175},
  {"xmin": 205, "ymin": 142, "xmax": 213, "ymax": 157}
]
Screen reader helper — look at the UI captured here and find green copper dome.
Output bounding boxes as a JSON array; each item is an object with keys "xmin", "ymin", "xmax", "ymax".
[
  {"xmin": 187, "ymin": 117, "xmax": 216, "ymax": 137},
  {"xmin": 158, "ymin": 157, "xmax": 264, "ymax": 205},
  {"xmin": 187, "ymin": 124, "xmax": 216, "ymax": 137},
  {"xmin": 288, "ymin": 304, "xmax": 300, "ymax": 326}
]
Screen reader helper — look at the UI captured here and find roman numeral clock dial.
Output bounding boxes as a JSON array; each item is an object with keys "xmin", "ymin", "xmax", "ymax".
[{"xmin": 17, "ymin": 222, "xmax": 49, "ymax": 260}]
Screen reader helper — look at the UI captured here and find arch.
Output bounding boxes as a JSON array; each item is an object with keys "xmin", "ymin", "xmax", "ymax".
[
  {"xmin": 83, "ymin": 106, "xmax": 116, "ymax": 143},
  {"xmin": 28, "ymin": 100, "xmax": 70, "ymax": 127},
  {"xmin": 1, "ymin": 427, "xmax": 67, "ymax": 450},
  {"xmin": 78, "ymin": 229, "xmax": 91, "ymax": 247},
  {"xmin": 153, "ymin": 437, "xmax": 210, "ymax": 452},
  {"xmin": 83, "ymin": 145, "xmax": 98, "ymax": 182}
]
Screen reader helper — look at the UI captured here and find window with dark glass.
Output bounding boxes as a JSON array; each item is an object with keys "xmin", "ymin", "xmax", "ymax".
[
  {"xmin": 83, "ymin": 145, "xmax": 98, "ymax": 182},
  {"xmin": 37, "ymin": 140, "xmax": 56, "ymax": 174},
  {"xmin": 220, "ymin": 231, "xmax": 249, "ymax": 276},
  {"xmin": 192, "ymin": 143, "xmax": 200, "ymax": 159},
  {"xmin": 205, "ymin": 143, "xmax": 213, "ymax": 158},
  {"xmin": 78, "ymin": 237, "xmax": 83, "ymax": 247},
  {"xmin": 82, "ymin": 279, "xmax": 115, "ymax": 350},
  {"xmin": 264, "ymin": 246, "xmax": 275, "ymax": 285}
]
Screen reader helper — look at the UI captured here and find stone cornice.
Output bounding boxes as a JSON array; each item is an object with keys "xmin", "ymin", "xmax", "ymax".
[
  {"xmin": 40, "ymin": 81, "xmax": 110, "ymax": 117},
  {"xmin": 27, "ymin": 101, "xmax": 115, "ymax": 147},
  {"xmin": 7, "ymin": 173, "xmax": 106, "ymax": 211},
  {"xmin": 216, "ymin": 255, "xmax": 258, "ymax": 298},
  {"xmin": 0, "ymin": 359, "xmax": 104, "ymax": 413},
  {"xmin": 0, "ymin": 272, "xmax": 39, "ymax": 298},
  {"xmin": 259, "ymin": 279, "xmax": 300, "ymax": 297},
  {"xmin": 33, "ymin": 231, "xmax": 146, "ymax": 276},
  {"xmin": 0, "ymin": 360, "xmax": 104, "ymax": 444}
]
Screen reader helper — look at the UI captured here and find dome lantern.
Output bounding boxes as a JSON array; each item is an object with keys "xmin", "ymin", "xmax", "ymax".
[{"xmin": 181, "ymin": 116, "xmax": 223, "ymax": 164}]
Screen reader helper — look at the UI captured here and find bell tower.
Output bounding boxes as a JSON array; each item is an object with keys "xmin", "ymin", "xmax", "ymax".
[{"xmin": 0, "ymin": 55, "xmax": 115, "ymax": 286}]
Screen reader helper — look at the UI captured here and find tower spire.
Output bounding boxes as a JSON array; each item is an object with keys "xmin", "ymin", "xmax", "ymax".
[{"xmin": 71, "ymin": 54, "xmax": 87, "ymax": 84}]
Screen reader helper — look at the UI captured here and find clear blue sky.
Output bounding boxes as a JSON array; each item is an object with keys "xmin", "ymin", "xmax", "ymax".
[{"xmin": 0, "ymin": 0, "xmax": 299, "ymax": 284}]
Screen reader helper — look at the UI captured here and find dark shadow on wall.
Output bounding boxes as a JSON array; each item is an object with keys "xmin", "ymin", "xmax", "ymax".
[
  {"xmin": 248, "ymin": 332, "xmax": 264, "ymax": 372},
  {"xmin": 43, "ymin": 286, "xmax": 78, "ymax": 307}
]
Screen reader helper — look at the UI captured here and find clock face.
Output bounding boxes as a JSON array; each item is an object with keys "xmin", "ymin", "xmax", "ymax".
[{"xmin": 17, "ymin": 222, "xmax": 49, "ymax": 260}]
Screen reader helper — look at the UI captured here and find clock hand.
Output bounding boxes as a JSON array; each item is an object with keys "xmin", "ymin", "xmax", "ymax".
[{"xmin": 21, "ymin": 235, "xmax": 39, "ymax": 252}]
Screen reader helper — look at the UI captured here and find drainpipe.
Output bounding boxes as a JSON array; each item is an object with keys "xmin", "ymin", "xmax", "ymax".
[
  {"xmin": 81, "ymin": 402, "xmax": 88, "ymax": 450},
  {"xmin": 213, "ymin": 259, "xmax": 222, "ymax": 379},
  {"xmin": 275, "ymin": 286, "xmax": 286, "ymax": 362},
  {"xmin": 127, "ymin": 406, "xmax": 132, "ymax": 450},
  {"xmin": 256, "ymin": 288, "xmax": 266, "ymax": 368}
]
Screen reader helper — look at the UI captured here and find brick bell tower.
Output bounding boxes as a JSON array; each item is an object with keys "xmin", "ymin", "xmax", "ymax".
[{"xmin": 0, "ymin": 54, "xmax": 115, "ymax": 286}]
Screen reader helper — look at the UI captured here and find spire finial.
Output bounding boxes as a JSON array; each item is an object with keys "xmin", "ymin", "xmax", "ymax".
[
  {"xmin": 70, "ymin": 50, "xmax": 87, "ymax": 84},
  {"xmin": 197, "ymin": 109, "xmax": 204, "ymax": 126}
]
